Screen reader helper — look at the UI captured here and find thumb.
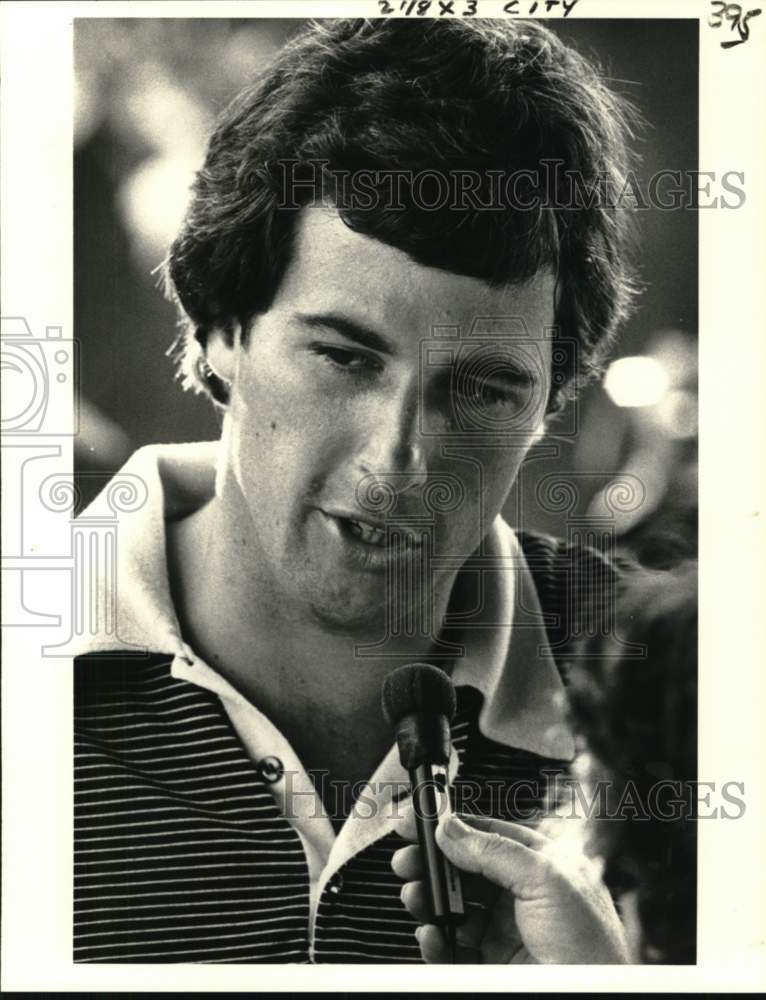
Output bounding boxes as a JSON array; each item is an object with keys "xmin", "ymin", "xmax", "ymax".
[{"xmin": 436, "ymin": 814, "xmax": 544, "ymax": 897}]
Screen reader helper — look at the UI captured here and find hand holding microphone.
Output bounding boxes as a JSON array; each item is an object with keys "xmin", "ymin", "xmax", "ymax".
[
  {"xmin": 382, "ymin": 663, "xmax": 466, "ymax": 963},
  {"xmin": 391, "ymin": 804, "xmax": 632, "ymax": 964},
  {"xmin": 382, "ymin": 663, "xmax": 630, "ymax": 965}
]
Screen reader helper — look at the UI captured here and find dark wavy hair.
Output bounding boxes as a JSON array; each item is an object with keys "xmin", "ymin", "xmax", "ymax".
[{"xmin": 165, "ymin": 18, "xmax": 639, "ymax": 413}]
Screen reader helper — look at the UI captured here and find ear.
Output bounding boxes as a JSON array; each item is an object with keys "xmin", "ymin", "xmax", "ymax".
[{"xmin": 204, "ymin": 325, "xmax": 240, "ymax": 385}]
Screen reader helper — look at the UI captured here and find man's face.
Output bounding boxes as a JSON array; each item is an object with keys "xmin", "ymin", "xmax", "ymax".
[{"xmin": 215, "ymin": 206, "xmax": 555, "ymax": 635}]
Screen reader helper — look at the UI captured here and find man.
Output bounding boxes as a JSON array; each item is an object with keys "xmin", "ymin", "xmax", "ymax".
[{"xmin": 74, "ymin": 18, "xmax": 635, "ymax": 963}]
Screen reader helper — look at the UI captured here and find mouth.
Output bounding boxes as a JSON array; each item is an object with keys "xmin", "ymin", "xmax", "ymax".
[
  {"xmin": 343, "ymin": 517, "xmax": 387, "ymax": 547},
  {"xmin": 316, "ymin": 509, "xmax": 424, "ymax": 570}
]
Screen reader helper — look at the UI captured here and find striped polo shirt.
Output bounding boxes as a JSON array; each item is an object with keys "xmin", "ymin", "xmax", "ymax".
[{"xmin": 72, "ymin": 443, "xmax": 609, "ymax": 964}]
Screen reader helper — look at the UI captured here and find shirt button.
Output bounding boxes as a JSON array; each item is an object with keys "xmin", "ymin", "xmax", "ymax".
[
  {"xmin": 257, "ymin": 755, "xmax": 284, "ymax": 783},
  {"xmin": 327, "ymin": 872, "xmax": 344, "ymax": 895}
]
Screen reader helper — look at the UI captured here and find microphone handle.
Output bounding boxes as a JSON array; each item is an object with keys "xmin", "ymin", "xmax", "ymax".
[{"xmin": 410, "ymin": 762, "xmax": 466, "ymax": 932}]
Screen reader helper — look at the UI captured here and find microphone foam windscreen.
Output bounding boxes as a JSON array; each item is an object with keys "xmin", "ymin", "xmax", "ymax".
[{"xmin": 381, "ymin": 663, "xmax": 456, "ymax": 726}]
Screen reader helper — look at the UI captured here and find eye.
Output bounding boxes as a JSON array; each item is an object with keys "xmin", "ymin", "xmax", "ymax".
[
  {"xmin": 457, "ymin": 376, "xmax": 519, "ymax": 408},
  {"xmin": 311, "ymin": 343, "xmax": 382, "ymax": 374}
]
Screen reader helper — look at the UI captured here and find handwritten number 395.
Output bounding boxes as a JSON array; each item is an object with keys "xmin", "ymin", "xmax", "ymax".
[{"xmin": 709, "ymin": 2, "xmax": 762, "ymax": 47}]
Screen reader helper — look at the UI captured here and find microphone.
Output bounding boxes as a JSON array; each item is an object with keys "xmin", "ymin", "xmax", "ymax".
[{"xmin": 382, "ymin": 663, "xmax": 465, "ymax": 963}]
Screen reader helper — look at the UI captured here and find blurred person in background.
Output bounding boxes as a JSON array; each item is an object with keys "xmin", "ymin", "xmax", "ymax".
[
  {"xmin": 72, "ymin": 17, "xmax": 654, "ymax": 965},
  {"xmin": 393, "ymin": 559, "xmax": 697, "ymax": 964},
  {"xmin": 566, "ymin": 558, "xmax": 697, "ymax": 963},
  {"xmin": 583, "ymin": 329, "xmax": 698, "ymax": 569}
]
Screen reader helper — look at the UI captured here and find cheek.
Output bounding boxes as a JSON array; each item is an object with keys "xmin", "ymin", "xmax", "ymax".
[
  {"xmin": 457, "ymin": 444, "xmax": 530, "ymax": 518},
  {"xmin": 229, "ymin": 360, "xmax": 341, "ymax": 493},
  {"xmin": 436, "ymin": 447, "xmax": 528, "ymax": 548},
  {"xmin": 488, "ymin": 453, "xmax": 524, "ymax": 496}
]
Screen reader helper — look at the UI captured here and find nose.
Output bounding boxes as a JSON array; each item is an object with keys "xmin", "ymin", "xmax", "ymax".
[{"xmin": 356, "ymin": 383, "xmax": 427, "ymax": 495}]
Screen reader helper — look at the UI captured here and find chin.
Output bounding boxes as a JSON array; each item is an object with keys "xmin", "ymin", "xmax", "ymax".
[
  {"xmin": 307, "ymin": 590, "xmax": 441, "ymax": 649},
  {"xmin": 307, "ymin": 597, "xmax": 389, "ymax": 637}
]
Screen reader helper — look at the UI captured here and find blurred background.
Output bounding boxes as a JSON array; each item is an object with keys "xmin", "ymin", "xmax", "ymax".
[{"xmin": 74, "ymin": 17, "xmax": 698, "ymax": 565}]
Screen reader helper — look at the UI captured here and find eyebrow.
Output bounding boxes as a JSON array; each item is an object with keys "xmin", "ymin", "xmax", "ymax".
[
  {"xmin": 478, "ymin": 360, "xmax": 539, "ymax": 388},
  {"xmin": 296, "ymin": 311, "xmax": 543, "ymax": 387},
  {"xmin": 295, "ymin": 312, "xmax": 395, "ymax": 355}
]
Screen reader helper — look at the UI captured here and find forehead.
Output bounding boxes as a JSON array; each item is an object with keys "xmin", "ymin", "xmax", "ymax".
[{"xmin": 268, "ymin": 205, "xmax": 556, "ymax": 346}]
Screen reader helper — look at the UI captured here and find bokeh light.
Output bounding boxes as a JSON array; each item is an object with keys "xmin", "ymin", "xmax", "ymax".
[{"xmin": 603, "ymin": 356, "xmax": 671, "ymax": 408}]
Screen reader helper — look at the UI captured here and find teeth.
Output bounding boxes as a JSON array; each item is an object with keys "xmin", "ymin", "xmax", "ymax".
[
  {"xmin": 348, "ymin": 519, "xmax": 386, "ymax": 546},
  {"xmin": 345, "ymin": 518, "xmax": 423, "ymax": 549}
]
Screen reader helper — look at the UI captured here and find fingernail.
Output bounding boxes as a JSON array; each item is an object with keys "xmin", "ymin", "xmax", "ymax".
[
  {"xmin": 414, "ymin": 926, "xmax": 423, "ymax": 942},
  {"xmin": 443, "ymin": 814, "xmax": 471, "ymax": 839}
]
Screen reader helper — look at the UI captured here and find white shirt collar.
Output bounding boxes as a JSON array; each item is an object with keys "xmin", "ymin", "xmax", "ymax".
[{"xmin": 73, "ymin": 441, "xmax": 574, "ymax": 761}]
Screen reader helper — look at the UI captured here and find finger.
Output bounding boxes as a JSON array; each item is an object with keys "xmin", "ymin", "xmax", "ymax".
[
  {"xmin": 400, "ymin": 880, "xmax": 430, "ymax": 924},
  {"xmin": 416, "ymin": 923, "xmax": 483, "ymax": 965},
  {"xmin": 400, "ymin": 874, "xmax": 500, "ymax": 955},
  {"xmin": 398, "ymin": 864, "xmax": 500, "ymax": 916},
  {"xmin": 435, "ymin": 814, "xmax": 545, "ymax": 898},
  {"xmin": 391, "ymin": 843, "xmax": 423, "ymax": 882},
  {"xmin": 394, "ymin": 834, "xmax": 503, "ymax": 908},
  {"xmin": 391, "ymin": 841, "xmax": 502, "ymax": 909},
  {"xmin": 391, "ymin": 806, "xmax": 531, "ymax": 876},
  {"xmin": 417, "ymin": 924, "xmax": 449, "ymax": 964},
  {"xmin": 451, "ymin": 812, "xmax": 548, "ymax": 850},
  {"xmin": 395, "ymin": 801, "xmax": 548, "ymax": 852}
]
